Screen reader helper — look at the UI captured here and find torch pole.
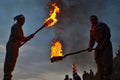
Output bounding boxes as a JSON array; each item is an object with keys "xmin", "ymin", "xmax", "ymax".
[
  {"xmin": 19, "ymin": 24, "xmax": 45, "ymax": 47},
  {"xmin": 63, "ymin": 48, "xmax": 95, "ymax": 58},
  {"xmin": 32, "ymin": 25, "xmax": 45, "ymax": 35},
  {"xmin": 50, "ymin": 48, "xmax": 95, "ymax": 63}
]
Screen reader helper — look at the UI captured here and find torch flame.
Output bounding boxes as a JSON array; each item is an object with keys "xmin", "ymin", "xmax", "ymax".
[
  {"xmin": 72, "ymin": 63, "xmax": 77, "ymax": 71},
  {"xmin": 51, "ymin": 40, "xmax": 63, "ymax": 58},
  {"xmin": 44, "ymin": 3, "xmax": 60, "ymax": 27}
]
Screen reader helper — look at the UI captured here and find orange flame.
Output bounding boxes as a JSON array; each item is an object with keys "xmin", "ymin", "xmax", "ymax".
[
  {"xmin": 44, "ymin": 3, "xmax": 60, "ymax": 27},
  {"xmin": 51, "ymin": 40, "xmax": 63, "ymax": 58},
  {"xmin": 72, "ymin": 63, "xmax": 77, "ymax": 71}
]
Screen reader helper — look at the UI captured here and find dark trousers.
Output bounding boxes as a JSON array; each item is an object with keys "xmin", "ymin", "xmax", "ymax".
[
  {"xmin": 3, "ymin": 42, "xmax": 19, "ymax": 80},
  {"xmin": 94, "ymin": 46, "xmax": 113, "ymax": 80}
]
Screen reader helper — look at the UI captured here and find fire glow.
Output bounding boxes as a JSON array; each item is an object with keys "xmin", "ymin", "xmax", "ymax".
[
  {"xmin": 51, "ymin": 40, "xmax": 63, "ymax": 58},
  {"xmin": 72, "ymin": 63, "xmax": 77, "ymax": 71},
  {"xmin": 50, "ymin": 40, "xmax": 64, "ymax": 62},
  {"xmin": 44, "ymin": 3, "xmax": 60, "ymax": 27}
]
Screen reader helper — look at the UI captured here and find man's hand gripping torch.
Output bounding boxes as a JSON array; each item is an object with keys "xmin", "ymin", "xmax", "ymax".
[{"xmin": 19, "ymin": 19, "xmax": 54, "ymax": 47}]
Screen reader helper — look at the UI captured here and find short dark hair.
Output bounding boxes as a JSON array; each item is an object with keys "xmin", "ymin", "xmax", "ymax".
[{"xmin": 90, "ymin": 15, "xmax": 98, "ymax": 19}]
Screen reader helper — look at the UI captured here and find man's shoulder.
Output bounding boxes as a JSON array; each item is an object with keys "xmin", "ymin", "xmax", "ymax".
[
  {"xmin": 11, "ymin": 23, "xmax": 19, "ymax": 30},
  {"xmin": 98, "ymin": 22, "xmax": 106, "ymax": 26},
  {"xmin": 12, "ymin": 23, "xmax": 20, "ymax": 27},
  {"xmin": 98, "ymin": 22, "xmax": 110, "ymax": 30},
  {"xmin": 99, "ymin": 22, "xmax": 108, "ymax": 27}
]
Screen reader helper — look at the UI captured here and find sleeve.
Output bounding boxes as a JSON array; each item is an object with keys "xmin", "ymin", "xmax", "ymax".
[
  {"xmin": 89, "ymin": 30, "xmax": 95, "ymax": 48},
  {"xmin": 17, "ymin": 30, "xmax": 31, "ymax": 43},
  {"xmin": 100, "ymin": 23, "xmax": 111, "ymax": 47},
  {"xmin": 12, "ymin": 24, "xmax": 29, "ymax": 43}
]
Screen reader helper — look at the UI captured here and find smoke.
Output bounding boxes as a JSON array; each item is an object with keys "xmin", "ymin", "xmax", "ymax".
[{"xmin": 50, "ymin": 0, "xmax": 120, "ymax": 71}]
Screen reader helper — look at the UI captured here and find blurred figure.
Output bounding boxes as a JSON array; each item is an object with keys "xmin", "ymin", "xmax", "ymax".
[
  {"xmin": 115, "ymin": 45, "xmax": 120, "ymax": 56},
  {"xmin": 3, "ymin": 14, "xmax": 34, "ymax": 80},
  {"xmin": 72, "ymin": 64, "xmax": 81, "ymax": 80},
  {"xmin": 69, "ymin": 78, "xmax": 72, "ymax": 80},
  {"xmin": 87, "ymin": 15, "xmax": 113, "ymax": 80},
  {"xmin": 73, "ymin": 71, "xmax": 81, "ymax": 80},
  {"xmin": 64, "ymin": 74, "xmax": 69, "ymax": 80},
  {"xmin": 82, "ymin": 71, "xmax": 88, "ymax": 80},
  {"xmin": 89, "ymin": 69, "xmax": 94, "ymax": 80}
]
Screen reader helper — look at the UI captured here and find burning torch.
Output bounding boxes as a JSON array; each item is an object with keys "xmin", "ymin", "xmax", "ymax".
[
  {"xmin": 19, "ymin": 3, "xmax": 60, "ymax": 47},
  {"xmin": 50, "ymin": 40, "xmax": 95, "ymax": 63},
  {"xmin": 72, "ymin": 63, "xmax": 77, "ymax": 72}
]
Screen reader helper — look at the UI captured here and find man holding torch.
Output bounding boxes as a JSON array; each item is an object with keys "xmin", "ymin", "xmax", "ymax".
[
  {"xmin": 87, "ymin": 15, "xmax": 113, "ymax": 80},
  {"xmin": 3, "ymin": 14, "xmax": 34, "ymax": 80},
  {"xmin": 3, "ymin": 2, "xmax": 59, "ymax": 80}
]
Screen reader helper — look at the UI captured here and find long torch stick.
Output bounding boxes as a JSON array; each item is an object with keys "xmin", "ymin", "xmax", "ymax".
[
  {"xmin": 19, "ymin": 19, "xmax": 54, "ymax": 47},
  {"xmin": 51, "ymin": 48, "xmax": 95, "ymax": 63},
  {"xmin": 20, "ymin": 3, "xmax": 59, "ymax": 47},
  {"xmin": 19, "ymin": 25, "xmax": 45, "ymax": 47},
  {"xmin": 63, "ymin": 49, "xmax": 88, "ymax": 58},
  {"xmin": 63, "ymin": 48, "xmax": 95, "ymax": 58}
]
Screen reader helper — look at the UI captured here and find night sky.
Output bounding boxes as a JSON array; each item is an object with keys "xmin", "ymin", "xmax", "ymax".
[{"xmin": 0, "ymin": 0, "xmax": 120, "ymax": 80}]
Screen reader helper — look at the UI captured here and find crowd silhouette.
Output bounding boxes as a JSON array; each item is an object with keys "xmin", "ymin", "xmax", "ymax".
[{"xmin": 64, "ymin": 69, "xmax": 94, "ymax": 80}]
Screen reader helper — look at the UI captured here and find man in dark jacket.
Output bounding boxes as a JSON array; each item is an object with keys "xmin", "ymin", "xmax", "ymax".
[
  {"xmin": 3, "ymin": 14, "xmax": 34, "ymax": 80},
  {"xmin": 87, "ymin": 15, "xmax": 113, "ymax": 80}
]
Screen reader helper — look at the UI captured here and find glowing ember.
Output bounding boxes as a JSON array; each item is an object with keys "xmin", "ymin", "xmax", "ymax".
[
  {"xmin": 72, "ymin": 63, "xmax": 77, "ymax": 71},
  {"xmin": 44, "ymin": 3, "xmax": 60, "ymax": 27},
  {"xmin": 50, "ymin": 40, "xmax": 63, "ymax": 62}
]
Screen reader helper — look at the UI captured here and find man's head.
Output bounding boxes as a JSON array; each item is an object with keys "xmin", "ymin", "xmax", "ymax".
[
  {"xmin": 14, "ymin": 14, "xmax": 25, "ymax": 25},
  {"xmin": 65, "ymin": 74, "xmax": 69, "ymax": 79},
  {"xmin": 90, "ymin": 15, "xmax": 98, "ymax": 25}
]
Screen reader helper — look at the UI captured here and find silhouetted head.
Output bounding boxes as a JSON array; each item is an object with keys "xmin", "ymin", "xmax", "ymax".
[
  {"xmin": 14, "ymin": 14, "xmax": 25, "ymax": 25},
  {"xmin": 90, "ymin": 69, "xmax": 92, "ymax": 71},
  {"xmin": 84, "ymin": 71, "xmax": 87, "ymax": 74},
  {"xmin": 90, "ymin": 15, "xmax": 98, "ymax": 25},
  {"xmin": 65, "ymin": 74, "xmax": 69, "ymax": 79}
]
